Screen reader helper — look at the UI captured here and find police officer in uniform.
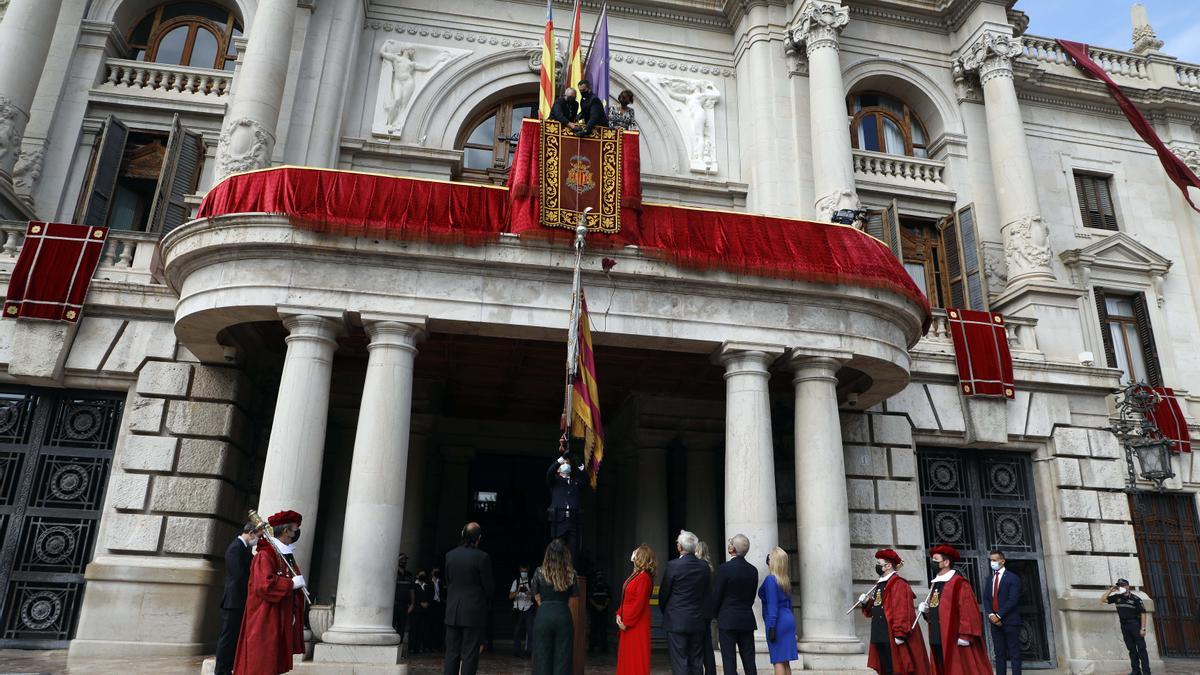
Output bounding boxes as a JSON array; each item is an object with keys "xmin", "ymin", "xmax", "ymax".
[
  {"xmin": 546, "ymin": 453, "xmax": 581, "ymax": 558},
  {"xmin": 1103, "ymin": 578, "xmax": 1151, "ymax": 675}
]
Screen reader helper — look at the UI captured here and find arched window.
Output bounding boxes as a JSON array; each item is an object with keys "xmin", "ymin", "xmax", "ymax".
[
  {"xmin": 127, "ymin": 2, "xmax": 242, "ymax": 71},
  {"xmin": 848, "ymin": 92, "xmax": 928, "ymax": 158},
  {"xmin": 457, "ymin": 98, "xmax": 538, "ymax": 184}
]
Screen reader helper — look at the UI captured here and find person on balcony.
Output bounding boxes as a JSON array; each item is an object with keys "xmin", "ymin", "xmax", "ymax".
[
  {"xmin": 549, "ymin": 88, "xmax": 580, "ymax": 130},
  {"xmin": 575, "ymin": 79, "xmax": 608, "ymax": 136},
  {"xmin": 608, "ymin": 90, "xmax": 638, "ymax": 131}
]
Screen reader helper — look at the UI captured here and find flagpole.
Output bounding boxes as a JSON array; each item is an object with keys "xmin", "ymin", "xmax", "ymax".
[
  {"xmin": 583, "ymin": 2, "xmax": 606, "ymax": 70},
  {"xmin": 560, "ymin": 208, "xmax": 592, "ymax": 442}
]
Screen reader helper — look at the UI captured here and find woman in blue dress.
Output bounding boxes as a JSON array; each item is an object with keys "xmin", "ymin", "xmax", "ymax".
[{"xmin": 759, "ymin": 546, "xmax": 798, "ymax": 673}]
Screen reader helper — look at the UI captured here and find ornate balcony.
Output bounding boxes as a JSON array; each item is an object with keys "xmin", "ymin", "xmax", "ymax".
[
  {"xmin": 852, "ymin": 149, "xmax": 953, "ymax": 200},
  {"xmin": 0, "ymin": 220, "xmax": 162, "ymax": 286},
  {"xmin": 92, "ymin": 59, "xmax": 232, "ymax": 109},
  {"xmin": 918, "ymin": 307, "xmax": 1042, "ymax": 361},
  {"xmin": 1021, "ymin": 35, "xmax": 1153, "ymax": 82}
]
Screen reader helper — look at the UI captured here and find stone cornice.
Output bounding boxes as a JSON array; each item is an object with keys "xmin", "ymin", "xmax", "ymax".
[{"xmin": 1013, "ymin": 64, "xmax": 1200, "ymax": 125}]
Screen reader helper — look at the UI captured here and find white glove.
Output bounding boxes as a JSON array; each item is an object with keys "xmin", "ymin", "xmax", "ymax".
[
  {"xmin": 956, "ymin": 638, "xmax": 969, "ymax": 647},
  {"xmin": 858, "ymin": 593, "xmax": 871, "ymax": 605},
  {"xmin": 917, "ymin": 601, "xmax": 928, "ymax": 614},
  {"xmin": 292, "ymin": 574, "xmax": 306, "ymax": 590},
  {"xmin": 558, "ymin": 456, "xmax": 569, "ymax": 465},
  {"xmin": 893, "ymin": 637, "xmax": 904, "ymax": 645}
]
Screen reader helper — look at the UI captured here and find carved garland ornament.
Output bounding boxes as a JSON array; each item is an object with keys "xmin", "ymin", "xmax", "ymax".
[
  {"xmin": 958, "ymin": 32, "xmax": 1024, "ymax": 85},
  {"xmin": 216, "ymin": 117, "xmax": 272, "ymax": 178},
  {"xmin": 814, "ymin": 188, "xmax": 860, "ymax": 224},
  {"xmin": 1003, "ymin": 215, "xmax": 1052, "ymax": 276}
]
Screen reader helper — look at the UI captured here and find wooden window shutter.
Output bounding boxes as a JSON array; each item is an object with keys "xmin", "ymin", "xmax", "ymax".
[
  {"xmin": 1095, "ymin": 178, "xmax": 1118, "ymax": 230},
  {"xmin": 1093, "ymin": 287, "xmax": 1118, "ymax": 369},
  {"xmin": 76, "ymin": 116, "xmax": 129, "ymax": 227},
  {"xmin": 1132, "ymin": 293, "xmax": 1163, "ymax": 386},
  {"xmin": 939, "ymin": 214, "xmax": 965, "ymax": 309},
  {"xmin": 955, "ymin": 203, "xmax": 988, "ymax": 310},
  {"xmin": 148, "ymin": 114, "xmax": 205, "ymax": 235},
  {"xmin": 1074, "ymin": 173, "xmax": 1118, "ymax": 231},
  {"xmin": 881, "ymin": 199, "xmax": 902, "ymax": 259}
]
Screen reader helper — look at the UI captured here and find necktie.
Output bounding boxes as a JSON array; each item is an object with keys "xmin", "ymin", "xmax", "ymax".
[{"xmin": 992, "ymin": 572, "xmax": 1000, "ymax": 612}]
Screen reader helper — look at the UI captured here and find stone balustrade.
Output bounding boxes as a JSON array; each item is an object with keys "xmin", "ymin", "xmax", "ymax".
[
  {"xmin": 852, "ymin": 149, "xmax": 947, "ymax": 187},
  {"xmin": 920, "ymin": 307, "xmax": 1041, "ymax": 358},
  {"xmin": 1177, "ymin": 63, "xmax": 1200, "ymax": 90},
  {"xmin": 1021, "ymin": 35, "xmax": 1152, "ymax": 81},
  {"xmin": 0, "ymin": 220, "xmax": 162, "ymax": 285},
  {"xmin": 99, "ymin": 58, "xmax": 232, "ymax": 99}
]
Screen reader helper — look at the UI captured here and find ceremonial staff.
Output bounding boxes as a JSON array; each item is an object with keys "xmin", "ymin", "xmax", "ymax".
[
  {"xmin": 911, "ymin": 585, "xmax": 935, "ymax": 632},
  {"xmin": 559, "ymin": 207, "xmax": 592, "ymax": 449},
  {"xmin": 247, "ymin": 509, "xmax": 312, "ymax": 604}
]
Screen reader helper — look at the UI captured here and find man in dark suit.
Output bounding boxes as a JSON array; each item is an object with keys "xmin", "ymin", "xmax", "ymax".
[
  {"xmin": 547, "ymin": 454, "xmax": 581, "ymax": 558},
  {"xmin": 711, "ymin": 534, "xmax": 758, "ymax": 675},
  {"xmin": 443, "ymin": 522, "xmax": 493, "ymax": 675},
  {"xmin": 982, "ymin": 549, "xmax": 1023, "ymax": 675},
  {"xmin": 215, "ymin": 523, "xmax": 257, "ymax": 675},
  {"xmin": 549, "ymin": 89, "xmax": 579, "ymax": 129},
  {"xmin": 574, "ymin": 79, "xmax": 608, "ymax": 136},
  {"xmin": 659, "ymin": 530, "xmax": 711, "ymax": 675}
]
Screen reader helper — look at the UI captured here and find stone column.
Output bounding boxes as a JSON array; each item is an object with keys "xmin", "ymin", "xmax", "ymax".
[
  {"xmin": 685, "ymin": 448, "xmax": 721, "ymax": 551},
  {"xmin": 398, "ymin": 433, "xmax": 430, "ymax": 565},
  {"xmin": 304, "ymin": 0, "xmax": 365, "ymax": 167},
  {"xmin": 0, "ymin": 0, "xmax": 63, "ymax": 179},
  {"xmin": 214, "ymin": 0, "xmax": 299, "ymax": 179},
  {"xmin": 258, "ymin": 313, "xmax": 342, "ymax": 572},
  {"xmin": 319, "ymin": 319, "xmax": 424, "ymax": 661},
  {"xmin": 787, "ymin": 1, "xmax": 858, "ymax": 221},
  {"xmin": 958, "ymin": 32, "xmax": 1055, "ymax": 286},
  {"xmin": 634, "ymin": 447, "xmax": 668, "ymax": 555},
  {"xmin": 789, "ymin": 355, "xmax": 861, "ymax": 657}
]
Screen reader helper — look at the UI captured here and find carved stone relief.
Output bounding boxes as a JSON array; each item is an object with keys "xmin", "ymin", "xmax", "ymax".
[
  {"xmin": 0, "ymin": 94, "xmax": 26, "ymax": 176},
  {"xmin": 814, "ymin": 188, "xmax": 859, "ymax": 224},
  {"xmin": 634, "ymin": 72, "xmax": 720, "ymax": 174},
  {"xmin": 982, "ymin": 241, "xmax": 1008, "ymax": 294},
  {"xmin": 1003, "ymin": 215, "xmax": 1052, "ymax": 279},
  {"xmin": 1169, "ymin": 142, "xmax": 1200, "ymax": 176},
  {"xmin": 373, "ymin": 41, "xmax": 468, "ymax": 137},
  {"xmin": 787, "ymin": 1, "xmax": 849, "ymax": 54},
  {"xmin": 958, "ymin": 32, "xmax": 1023, "ymax": 86},
  {"xmin": 216, "ymin": 117, "xmax": 273, "ymax": 178},
  {"xmin": 13, "ymin": 140, "xmax": 48, "ymax": 193}
]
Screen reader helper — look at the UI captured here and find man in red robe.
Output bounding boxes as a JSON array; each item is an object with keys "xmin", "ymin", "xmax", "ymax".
[
  {"xmin": 233, "ymin": 510, "xmax": 307, "ymax": 675},
  {"xmin": 918, "ymin": 545, "xmax": 991, "ymax": 675},
  {"xmin": 858, "ymin": 549, "xmax": 929, "ymax": 675}
]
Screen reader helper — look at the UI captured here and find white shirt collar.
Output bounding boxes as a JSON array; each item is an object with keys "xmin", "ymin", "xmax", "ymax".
[
  {"xmin": 932, "ymin": 568, "xmax": 957, "ymax": 583},
  {"xmin": 877, "ymin": 571, "xmax": 896, "ymax": 583},
  {"xmin": 994, "ymin": 567, "xmax": 1005, "ymax": 579},
  {"xmin": 271, "ymin": 538, "xmax": 294, "ymax": 556}
]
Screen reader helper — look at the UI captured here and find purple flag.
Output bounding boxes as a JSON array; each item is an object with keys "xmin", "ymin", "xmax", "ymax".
[{"xmin": 584, "ymin": 4, "xmax": 610, "ymax": 107}]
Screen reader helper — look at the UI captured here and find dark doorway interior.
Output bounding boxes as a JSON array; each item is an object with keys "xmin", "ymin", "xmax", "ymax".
[{"xmin": 1131, "ymin": 492, "xmax": 1200, "ymax": 658}]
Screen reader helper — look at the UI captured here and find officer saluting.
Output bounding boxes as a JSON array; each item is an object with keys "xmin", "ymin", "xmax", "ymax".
[
  {"xmin": 547, "ymin": 453, "xmax": 582, "ymax": 558},
  {"xmin": 1102, "ymin": 578, "xmax": 1152, "ymax": 675}
]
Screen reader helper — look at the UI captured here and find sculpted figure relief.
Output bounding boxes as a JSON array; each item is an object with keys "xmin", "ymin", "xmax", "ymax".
[
  {"xmin": 13, "ymin": 141, "xmax": 48, "ymax": 192},
  {"xmin": 0, "ymin": 95, "xmax": 23, "ymax": 174},
  {"xmin": 216, "ymin": 117, "xmax": 272, "ymax": 179},
  {"xmin": 374, "ymin": 41, "xmax": 464, "ymax": 137},
  {"xmin": 636, "ymin": 73, "xmax": 721, "ymax": 173},
  {"xmin": 1004, "ymin": 215, "xmax": 1053, "ymax": 279}
]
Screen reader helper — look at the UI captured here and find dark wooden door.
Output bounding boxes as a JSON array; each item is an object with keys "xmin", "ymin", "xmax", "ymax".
[
  {"xmin": 0, "ymin": 387, "xmax": 123, "ymax": 648},
  {"xmin": 1131, "ymin": 492, "xmax": 1200, "ymax": 657}
]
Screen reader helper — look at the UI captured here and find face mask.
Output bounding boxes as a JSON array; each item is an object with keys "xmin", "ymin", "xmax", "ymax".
[
  {"xmin": 248, "ymin": 536, "xmax": 259, "ymax": 547},
  {"xmin": 291, "ymin": 529, "xmax": 301, "ymax": 543},
  {"xmin": 990, "ymin": 561, "xmax": 1002, "ymax": 571},
  {"xmin": 1122, "ymin": 588, "xmax": 1130, "ymax": 594},
  {"xmin": 520, "ymin": 572, "xmax": 528, "ymax": 580},
  {"xmin": 875, "ymin": 564, "xmax": 885, "ymax": 576},
  {"xmin": 630, "ymin": 552, "xmax": 637, "ymax": 563},
  {"xmin": 558, "ymin": 465, "xmax": 571, "ymax": 477}
]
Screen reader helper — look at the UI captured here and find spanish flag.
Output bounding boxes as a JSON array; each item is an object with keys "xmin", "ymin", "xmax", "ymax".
[
  {"xmin": 565, "ymin": 0, "xmax": 584, "ymax": 92},
  {"xmin": 570, "ymin": 293, "xmax": 604, "ymax": 487},
  {"xmin": 538, "ymin": 0, "xmax": 555, "ymax": 120}
]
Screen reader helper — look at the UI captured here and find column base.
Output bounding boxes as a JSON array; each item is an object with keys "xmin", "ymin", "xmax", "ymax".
[
  {"xmin": 313, "ymin": 642, "xmax": 402, "ymax": 664},
  {"xmin": 319, "ymin": 624, "xmax": 402, "ymax": 646},
  {"xmin": 799, "ymin": 651, "xmax": 874, "ymax": 672},
  {"xmin": 797, "ymin": 636, "xmax": 864, "ymax": 654}
]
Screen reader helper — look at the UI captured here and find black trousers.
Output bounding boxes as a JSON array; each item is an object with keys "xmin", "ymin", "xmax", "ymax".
[
  {"xmin": 215, "ymin": 608, "xmax": 243, "ymax": 675},
  {"xmin": 444, "ymin": 625, "xmax": 484, "ymax": 675},
  {"xmin": 666, "ymin": 630, "xmax": 704, "ymax": 675},
  {"xmin": 514, "ymin": 608, "xmax": 534, "ymax": 656},
  {"xmin": 1121, "ymin": 620, "xmax": 1151, "ymax": 674},
  {"xmin": 718, "ymin": 629, "xmax": 755, "ymax": 675},
  {"xmin": 701, "ymin": 624, "xmax": 716, "ymax": 675},
  {"xmin": 410, "ymin": 610, "xmax": 429, "ymax": 653},
  {"xmin": 990, "ymin": 622, "xmax": 1022, "ymax": 675}
]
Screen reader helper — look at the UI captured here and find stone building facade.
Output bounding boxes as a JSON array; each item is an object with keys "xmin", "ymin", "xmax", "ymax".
[{"xmin": 0, "ymin": 0, "xmax": 1199, "ymax": 672}]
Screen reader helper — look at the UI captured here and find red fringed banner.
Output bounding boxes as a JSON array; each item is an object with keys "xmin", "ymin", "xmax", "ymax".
[
  {"xmin": 1145, "ymin": 386, "xmax": 1192, "ymax": 454},
  {"xmin": 539, "ymin": 119, "xmax": 624, "ymax": 233},
  {"xmin": 946, "ymin": 308, "xmax": 1015, "ymax": 399},
  {"xmin": 197, "ymin": 166, "xmax": 930, "ymax": 323},
  {"xmin": 1056, "ymin": 40, "xmax": 1200, "ymax": 213},
  {"xmin": 3, "ymin": 222, "xmax": 108, "ymax": 322}
]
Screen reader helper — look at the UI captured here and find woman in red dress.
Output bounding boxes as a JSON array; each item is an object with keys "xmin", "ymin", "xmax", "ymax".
[{"xmin": 616, "ymin": 543, "xmax": 656, "ymax": 675}]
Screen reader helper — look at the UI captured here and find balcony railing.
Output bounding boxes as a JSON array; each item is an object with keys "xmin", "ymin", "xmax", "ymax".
[
  {"xmin": 1021, "ymin": 35, "xmax": 1152, "ymax": 81},
  {"xmin": 97, "ymin": 58, "xmax": 232, "ymax": 99},
  {"xmin": 1177, "ymin": 63, "xmax": 1200, "ymax": 90},
  {"xmin": 921, "ymin": 307, "xmax": 1041, "ymax": 358},
  {"xmin": 0, "ymin": 221, "xmax": 163, "ymax": 286},
  {"xmin": 852, "ymin": 149, "xmax": 948, "ymax": 190}
]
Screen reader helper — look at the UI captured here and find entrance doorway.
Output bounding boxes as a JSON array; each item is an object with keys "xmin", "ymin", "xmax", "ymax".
[
  {"xmin": 1131, "ymin": 492, "xmax": 1200, "ymax": 657},
  {"xmin": 0, "ymin": 387, "xmax": 123, "ymax": 648},
  {"xmin": 468, "ymin": 453, "xmax": 555, "ymax": 644}
]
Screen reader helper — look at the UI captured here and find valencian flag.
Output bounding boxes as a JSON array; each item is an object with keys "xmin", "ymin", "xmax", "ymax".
[
  {"xmin": 564, "ymin": 0, "xmax": 584, "ymax": 92},
  {"xmin": 570, "ymin": 293, "xmax": 604, "ymax": 487},
  {"xmin": 583, "ymin": 3, "xmax": 610, "ymax": 105},
  {"xmin": 538, "ymin": 0, "xmax": 554, "ymax": 120}
]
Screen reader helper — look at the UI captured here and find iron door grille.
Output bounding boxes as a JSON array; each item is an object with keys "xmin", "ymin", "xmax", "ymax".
[
  {"xmin": 918, "ymin": 448, "xmax": 1055, "ymax": 668},
  {"xmin": 0, "ymin": 388, "xmax": 123, "ymax": 648},
  {"xmin": 1130, "ymin": 492, "xmax": 1200, "ymax": 658}
]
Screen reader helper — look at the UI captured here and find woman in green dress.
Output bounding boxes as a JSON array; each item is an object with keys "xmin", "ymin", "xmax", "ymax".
[{"xmin": 532, "ymin": 538, "xmax": 577, "ymax": 675}]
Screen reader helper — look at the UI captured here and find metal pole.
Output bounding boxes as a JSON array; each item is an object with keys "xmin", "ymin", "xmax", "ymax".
[{"xmin": 560, "ymin": 209, "xmax": 592, "ymax": 434}]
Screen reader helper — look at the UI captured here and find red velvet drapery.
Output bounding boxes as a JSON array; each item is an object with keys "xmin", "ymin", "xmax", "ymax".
[
  {"xmin": 3, "ymin": 221, "xmax": 108, "ymax": 322},
  {"xmin": 197, "ymin": 166, "xmax": 930, "ymax": 324},
  {"xmin": 1146, "ymin": 386, "xmax": 1192, "ymax": 454},
  {"xmin": 946, "ymin": 308, "xmax": 1015, "ymax": 398}
]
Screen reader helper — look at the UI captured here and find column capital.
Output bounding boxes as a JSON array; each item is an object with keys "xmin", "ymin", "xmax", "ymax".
[
  {"xmin": 786, "ymin": 1, "xmax": 849, "ymax": 56},
  {"xmin": 957, "ymin": 31, "xmax": 1023, "ymax": 85},
  {"xmin": 363, "ymin": 315, "xmax": 426, "ymax": 351},
  {"xmin": 712, "ymin": 341, "xmax": 785, "ymax": 371},
  {"xmin": 281, "ymin": 313, "xmax": 344, "ymax": 346},
  {"xmin": 786, "ymin": 352, "xmax": 847, "ymax": 384}
]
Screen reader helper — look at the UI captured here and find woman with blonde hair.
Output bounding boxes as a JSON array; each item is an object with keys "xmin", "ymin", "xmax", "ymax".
[
  {"xmin": 616, "ymin": 544, "xmax": 655, "ymax": 675},
  {"xmin": 694, "ymin": 541, "xmax": 717, "ymax": 675},
  {"xmin": 759, "ymin": 547, "xmax": 798, "ymax": 674},
  {"xmin": 531, "ymin": 538, "xmax": 577, "ymax": 675}
]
